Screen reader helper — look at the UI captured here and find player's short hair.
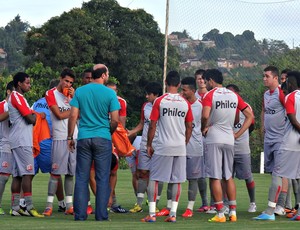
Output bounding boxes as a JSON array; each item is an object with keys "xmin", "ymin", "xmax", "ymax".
[
  {"xmin": 226, "ymin": 84, "xmax": 240, "ymax": 93},
  {"xmin": 60, "ymin": 68, "xmax": 76, "ymax": 79},
  {"xmin": 281, "ymin": 68, "xmax": 291, "ymax": 75},
  {"xmin": 82, "ymin": 68, "xmax": 92, "ymax": 78},
  {"xmin": 203, "ymin": 69, "xmax": 223, "ymax": 84},
  {"xmin": 145, "ymin": 82, "xmax": 162, "ymax": 96},
  {"xmin": 166, "ymin": 70, "xmax": 180, "ymax": 87},
  {"xmin": 6, "ymin": 81, "xmax": 14, "ymax": 96},
  {"xmin": 13, "ymin": 72, "xmax": 30, "ymax": 88},
  {"xmin": 181, "ymin": 77, "xmax": 196, "ymax": 91},
  {"xmin": 106, "ymin": 81, "xmax": 117, "ymax": 87},
  {"xmin": 194, "ymin": 69, "xmax": 206, "ymax": 79},
  {"xmin": 264, "ymin": 65, "xmax": 279, "ymax": 77},
  {"xmin": 287, "ymin": 71, "xmax": 300, "ymax": 88},
  {"xmin": 92, "ymin": 66, "xmax": 107, "ymax": 79}
]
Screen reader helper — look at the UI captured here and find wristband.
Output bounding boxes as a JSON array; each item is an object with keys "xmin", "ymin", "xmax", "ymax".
[{"xmin": 67, "ymin": 136, "xmax": 73, "ymax": 140}]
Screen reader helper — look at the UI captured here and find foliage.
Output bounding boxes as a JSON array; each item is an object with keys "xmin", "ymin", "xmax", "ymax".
[{"xmin": 269, "ymin": 47, "xmax": 300, "ymax": 71}]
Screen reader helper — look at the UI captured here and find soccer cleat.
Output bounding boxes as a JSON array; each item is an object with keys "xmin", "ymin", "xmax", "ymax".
[
  {"xmin": 42, "ymin": 207, "xmax": 53, "ymax": 216},
  {"xmin": 110, "ymin": 205, "xmax": 128, "ymax": 213},
  {"xmin": 27, "ymin": 208, "xmax": 44, "ymax": 217},
  {"xmin": 155, "ymin": 207, "xmax": 160, "ymax": 213},
  {"xmin": 129, "ymin": 204, "xmax": 143, "ymax": 213},
  {"xmin": 285, "ymin": 208, "xmax": 296, "ymax": 214},
  {"xmin": 253, "ymin": 213, "xmax": 275, "ymax": 221},
  {"xmin": 165, "ymin": 216, "xmax": 176, "ymax": 222},
  {"xmin": 274, "ymin": 205, "xmax": 286, "ymax": 216},
  {"xmin": 286, "ymin": 212, "xmax": 295, "ymax": 218},
  {"xmin": 290, "ymin": 214, "xmax": 300, "ymax": 221},
  {"xmin": 197, "ymin": 205, "xmax": 209, "ymax": 212},
  {"xmin": 182, "ymin": 208, "xmax": 193, "ymax": 218},
  {"xmin": 87, "ymin": 205, "xmax": 93, "ymax": 215},
  {"xmin": 65, "ymin": 206, "xmax": 74, "ymax": 215},
  {"xmin": 208, "ymin": 214, "xmax": 226, "ymax": 222},
  {"xmin": 0, "ymin": 207, "xmax": 5, "ymax": 215},
  {"xmin": 156, "ymin": 207, "xmax": 170, "ymax": 216},
  {"xmin": 58, "ymin": 205, "xmax": 66, "ymax": 212},
  {"xmin": 206, "ymin": 206, "xmax": 217, "ymax": 214},
  {"xmin": 229, "ymin": 211, "xmax": 237, "ymax": 222},
  {"xmin": 248, "ymin": 202, "xmax": 257, "ymax": 213},
  {"xmin": 224, "ymin": 206, "xmax": 229, "ymax": 215},
  {"xmin": 10, "ymin": 208, "xmax": 30, "ymax": 216},
  {"xmin": 141, "ymin": 215, "xmax": 156, "ymax": 222}
]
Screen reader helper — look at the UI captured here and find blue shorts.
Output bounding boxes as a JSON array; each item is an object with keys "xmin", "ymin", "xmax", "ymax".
[{"xmin": 34, "ymin": 139, "xmax": 52, "ymax": 174}]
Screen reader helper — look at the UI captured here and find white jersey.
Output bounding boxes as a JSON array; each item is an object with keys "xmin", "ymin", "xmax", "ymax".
[
  {"xmin": 140, "ymin": 102, "xmax": 152, "ymax": 151},
  {"xmin": 150, "ymin": 93, "xmax": 193, "ymax": 156},
  {"xmin": 186, "ymin": 99, "xmax": 203, "ymax": 157},
  {"xmin": 0, "ymin": 100, "xmax": 11, "ymax": 153},
  {"xmin": 45, "ymin": 87, "xmax": 78, "ymax": 140},
  {"xmin": 263, "ymin": 87, "xmax": 285, "ymax": 143},
  {"xmin": 202, "ymin": 87, "xmax": 248, "ymax": 146},
  {"xmin": 280, "ymin": 90, "xmax": 300, "ymax": 151},
  {"xmin": 233, "ymin": 102, "xmax": 253, "ymax": 154},
  {"xmin": 8, "ymin": 91, "xmax": 33, "ymax": 148}
]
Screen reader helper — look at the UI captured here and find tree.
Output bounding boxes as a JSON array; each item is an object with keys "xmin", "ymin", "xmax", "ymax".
[{"xmin": 202, "ymin": 47, "xmax": 219, "ymax": 61}]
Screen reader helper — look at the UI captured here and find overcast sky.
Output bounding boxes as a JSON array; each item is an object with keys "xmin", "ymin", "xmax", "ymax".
[{"xmin": 1, "ymin": 0, "xmax": 299, "ymax": 47}]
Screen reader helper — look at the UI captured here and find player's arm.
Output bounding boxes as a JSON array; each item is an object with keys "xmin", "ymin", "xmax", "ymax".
[
  {"xmin": 201, "ymin": 106, "xmax": 211, "ymax": 136},
  {"xmin": 67, "ymin": 106, "xmax": 79, "ymax": 152},
  {"xmin": 49, "ymin": 105, "xmax": 71, "ymax": 120},
  {"xmin": 234, "ymin": 106, "xmax": 253, "ymax": 139},
  {"xmin": 185, "ymin": 121, "xmax": 193, "ymax": 144},
  {"xmin": 287, "ymin": 114, "xmax": 300, "ymax": 133},
  {"xmin": 147, "ymin": 120, "xmax": 157, "ymax": 157},
  {"xmin": 24, "ymin": 112, "xmax": 36, "ymax": 125},
  {"xmin": 127, "ymin": 119, "xmax": 144, "ymax": 138},
  {"xmin": 110, "ymin": 110, "xmax": 119, "ymax": 134},
  {"xmin": 0, "ymin": 111, "xmax": 8, "ymax": 121},
  {"xmin": 119, "ymin": 116, "xmax": 126, "ymax": 128}
]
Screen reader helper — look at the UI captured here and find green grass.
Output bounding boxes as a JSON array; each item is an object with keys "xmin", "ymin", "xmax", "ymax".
[{"xmin": 0, "ymin": 171, "xmax": 299, "ymax": 229}]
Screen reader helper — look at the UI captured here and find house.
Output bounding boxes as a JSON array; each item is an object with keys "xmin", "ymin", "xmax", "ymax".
[{"xmin": 0, "ymin": 48, "xmax": 7, "ymax": 59}]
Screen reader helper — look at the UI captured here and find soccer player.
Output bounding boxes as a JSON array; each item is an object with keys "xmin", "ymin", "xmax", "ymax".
[
  {"xmin": 128, "ymin": 82, "xmax": 163, "ymax": 213},
  {"xmin": 8, "ymin": 72, "xmax": 44, "ymax": 217},
  {"xmin": 180, "ymin": 77, "xmax": 204, "ymax": 218},
  {"xmin": 254, "ymin": 71, "xmax": 300, "ymax": 221},
  {"xmin": 0, "ymin": 81, "xmax": 14, "ymax": 215},
  {"xmin": 141, "ymin": 70, "xmax": 193, "ymax": 223},
  {"xmin": 195, "ymin": 69, "xmax": 207, "ymax": 100},
  {"xmin": 261, "ymin": 66, "xmax": 287, "ymax": 216},
  {"xmin": 201, "ymin": 69, "xmax": 253, "ymax": 223},
  {"xmin": 226, "ymin": 84, "xmax": 257, "ymax": 213},
  {"xmin": 43, "ymin": 68, "xmax": 78, "ymax": 216}
]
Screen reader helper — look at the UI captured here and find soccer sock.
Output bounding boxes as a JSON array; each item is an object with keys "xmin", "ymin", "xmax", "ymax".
[
  {"xmin": 285, "ymin": 179, "xmax": 293, "ymax": 209},
  {"xmin": 47, "ymin": 175, "xmax": 59, "ymax": 208},
  {"xmin": 296, "ymin": 179, "xmax": 300, "ymax": 214},
  {"xmin": 198, "ymin": 177, "xmax": 208, "ymax": 206},
  {"xmin": 293, "ymin": 179, "xmax": 299, "ymax": 207},
  {"xmin": 170, "ymin": 183, "xmax": 181, "ymax": 217},
  {"xmin": 137, "ymin": 178, "xmax": 147, "ymax": 206},
  {"xmin": 228, "ymin": 200, "xmax": 237, "ymax": 211},
  {"xmin": 112, "ymin": 195, "xmax": 118, "ymax": 208},
  {"xmin": 147, "ymin": 180, "xmax": 158, "ymax": 216},
  {"xmin": 24, "ymin": 192, "xmax": 33, "ymax": 210},
  {"xmin": 156, "ymin": 181, "xmax": 163, "ymax": 206},
  {"xmin": 0, "ymin": 173, "xmax": 9, "ymax": 206},
  {"xmin": 166, "ymin": 183, "xmax": 172, "ymax": 210},
  {"xmin": 188, "ymin": 179, "xmax": 198, "ymax": 202},
  {"xmin": 215, "ymin": 201, "xmax": 225, "ymax": 216},
  {"xmin": 64, "ymin": 175, "xmax": 73, "ymax": 209},
  {"xmin": 277, "ymin": 191, "xmax": 287, "ymax": 208},
  {"xmin": 11, "ymin": 193, "xmax": 20, "ymax": 211},
  {"xmin": 266, "ymin": 175, "xmax": 282, "ymax": 215},
  {"xmin": 245, "ymin": 177, "xmax": 256, "ymax": 203}
]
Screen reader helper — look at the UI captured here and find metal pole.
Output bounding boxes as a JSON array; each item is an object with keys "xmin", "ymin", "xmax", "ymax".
[{"xmin": 163, "ymin": 0, "xmax": 169, "ymax": 94}]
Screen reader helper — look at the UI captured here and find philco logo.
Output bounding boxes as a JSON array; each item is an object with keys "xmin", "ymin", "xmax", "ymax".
[
  {"xmin": 2, "ymin": 161, "xmax": 8, "ymax": 168},
  {"xmin": 265, "ymin": 109, "xmax": 276, "ymax": 114},
  {"xmin": 52, "ymin": 163, "xmax": 59, "ymax": 170},
  {"xmin": 215, "ymin": 100, "xmax": 237, "ymax": 109},
  {"xmin": 162, "ymin": 108, "xmax": 186, "ymax": 117},
  {"xmin": 26, "ymin": 164, "xmax": 33, "ymax": 171}
]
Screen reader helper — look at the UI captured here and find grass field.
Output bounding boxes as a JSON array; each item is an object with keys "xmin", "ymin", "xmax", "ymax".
[{"xmin": 0, "ymin": 171, "xmax": 299, "ymax": 229}]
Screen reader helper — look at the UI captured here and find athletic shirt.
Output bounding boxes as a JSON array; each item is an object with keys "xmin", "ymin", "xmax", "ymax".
[
  {"xmin": 195, "ymin": 91, "xmax": 206, "ymax": 101},
  {"xmin": 150, "ymin": 93, "xmax": 193, "ymax": 156},
  {"xmin": 140, "ymin": 102, "xmax": 153, "ymax": 151},
  {"xmin": 32, "ymin": 97, "xmax": 52, "ymax": 136},
  {"xmin": 233, "ymin": 102, "xmax": 254, "ymax": 154},
  {"xmin": 45, "ymin": 87, "xmax": 78, "ymax": 140},
  {"xmin": 263, "ymin": 86, "xmax": 285, "ymax": 143},
  {"xmin": 117, "ymin": 96, "xmax": 127, "ymax": 117},
  {"xmin": 280, "ymin": 90, "xmax": 300, "ymax": 151},
  {"xmin": 0, "ymin": 100, "xmax": 11, "ymax": 153},
  {"xmin": 202, "ymin": 87, "xmax": 248, "ymax": 146},
  {"xmin": 8, "ymin": 91, "xmax": 33, "ymax": 148},
  {"xmin": 186, "ymin": 99, "xmax": 203, "ymax": 157}
]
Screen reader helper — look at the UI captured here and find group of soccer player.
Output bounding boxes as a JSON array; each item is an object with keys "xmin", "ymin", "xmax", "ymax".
[{"xmin": 1, "ymin": 64, "xmax": 300, "ymax": 223}]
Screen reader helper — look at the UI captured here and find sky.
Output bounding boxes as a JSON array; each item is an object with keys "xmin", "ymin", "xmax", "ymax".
[{"xmin": 1, "ymin": 0, "xmax": 300, "ymax": 48}]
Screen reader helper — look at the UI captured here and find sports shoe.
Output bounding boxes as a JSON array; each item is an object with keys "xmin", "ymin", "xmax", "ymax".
[
  {"xmin": 208, "ymin": 214, "xmax": 226, "ymax": 222},
  {"xmin": 197, "ymin": 205, "xmax": 209, "ymax": 212},
  {"xmin": 274, "ymin": 205, "xmax": 286, "ymax": 216},
  {"xmin": 229, "ymin": 211, "xmax": 237, "ymax": 222},
  {"xmin": 156, "ymin": 207, "xmax": 170, "ymax": 216},
  {"xmin": 290, "ymin": 214, "xmax": 300, "ymax": 221},
  {"xmin": 182, "ymin": 208, "xmax": 193, "ymax": 218},
  {"xmin": 0, "ymin": 207, "xmax": 5, "ymax": 215},
  {"xmin": 65, "ymin": 206, "xmax": 74, "ymax": 215},
  {"xmin": 58, "ymin": 205, "xmax": 66, "ymax": 212},
  {"xmin": 224, "ymin": 206, "xmax": 229, "ymax": 215},
  {"xmin": 155, "ymin": 207, "xmax": 160, "ymax": 213},
  {"xmin": 285, "ymin": 207, "xmax": 296, "ymax": 214},
  {"xmin": 141, "ymin": 215, "xmax": 156, "ymax": 222},
  {"xmin": 253, "ymin": 213, "xmax": 275, "ymax": 221},
  {"xmin": 129, "ymin": 204, "xmax": 143, "ymax": 213},
  {"xmin": 248, "ymin": 202, "xmax": 257, "ymax": 213},
  {"xmin": 10, "ymin": 208, "xmax": 30, "ymax": 216},
  {"xmin": 286, "ymin": 212, "xmax": 295, "ymax": 218},
  {"xmin": 42, "ymin": 207, "xmax": 53, "ymax": 216},
  {"xmin": 165, "ymin": 216, "xmax": 176, "ymax": 222},
  {"xmin": 27, "ymin": 208, "xmax": 44, "ymax": 217},
  {"xmin": 206, "ymin": 206, "xmax": 217, "ymax": 214},
  {"xmin": 87, "ymin": 205, "xmax": 93, "ymax": 215},
  {"xmin": 110, "ymin": 205, "xmax": 128, "ymax": 213}
]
